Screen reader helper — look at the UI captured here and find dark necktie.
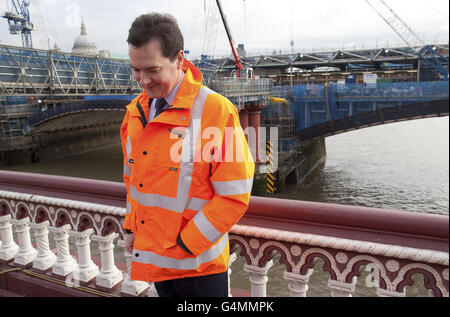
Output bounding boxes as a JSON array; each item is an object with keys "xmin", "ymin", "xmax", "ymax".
[{"xmin": 154, "ymin": 98, "xmax": 167, "ymax": 117}]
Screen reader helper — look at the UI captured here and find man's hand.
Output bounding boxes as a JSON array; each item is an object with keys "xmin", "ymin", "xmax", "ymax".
[
  {"xmin": 177, "ymin": 234, "xmax": 194, "ymax": 255},
  {"xmin": 124, "ymin": 233, "xmax": 135, "ymax": 254}
]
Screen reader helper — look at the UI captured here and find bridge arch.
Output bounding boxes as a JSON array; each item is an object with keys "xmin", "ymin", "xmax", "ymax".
[
  {"xmin": 22, "ymin": 99, "xmax": 129, "ymax": 135},
  {"xmin": 298, "ymin": 99, "xmax": 449, "ymax": 142}
]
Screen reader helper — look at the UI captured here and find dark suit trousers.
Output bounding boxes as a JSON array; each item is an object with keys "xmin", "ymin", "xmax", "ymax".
[{"xmin": 154, "ymin": 271, "xmax": 228, "ymax": 297}]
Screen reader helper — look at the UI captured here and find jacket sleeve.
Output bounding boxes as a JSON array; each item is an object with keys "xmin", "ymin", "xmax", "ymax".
[
  {"xmin": 120, "ymin": 111, "xmax": 137, "ymax": 233},
  {"xmin": 179, "ymin": 95, "xmax": 255, "ymax": 255}
]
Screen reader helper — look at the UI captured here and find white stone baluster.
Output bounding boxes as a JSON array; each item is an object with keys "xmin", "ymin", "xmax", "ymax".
[
  {"xmin": 92, "ymin": 232, "xmax": 123, "ymax": 289},
  {"xmin": 244, "ymin": 260, "xmax": 273, "ymax": 297},
  {"xmin": 283, "ymin": 269, "xmax": 313, "ymax": 297},
  {"xmin": 327, "ymin": 277, "xmax": 357, "ymax": 297},
  {"xmin": 227, "ymin": 252, "xmax": 238, "ymax": 297},
  {"xmin": 117, "ymin": 239, "xmax": 149, "ymax": 296},
  {"xmin": 70, "ymin": 228, "xmax": 99, "ymax": 284},
  {"xmin": 0, "ymin": 214, "xmax": 19, "ymax": 262},
  {"xmin": 31, "ymin": 220, "xmax": 56, "ymax": 271},
  {"xmin": 49, "ymin": 224, "xmax": 77, "ymax": 277},
  {"xmin": 11, "ymin": 217, "xmax": 37, "ymax": 267},
  {"xmin": 376, "ymin": 288, "xmax": 406, "ymax": 297},
  {"xmin": 147, "ymin": 283, "xmax": 159, "ymax": 297}
]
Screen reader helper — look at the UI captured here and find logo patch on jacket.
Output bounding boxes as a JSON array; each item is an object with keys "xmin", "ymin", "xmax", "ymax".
[{"xmin": 168, "ymin": 127, "xmax": 187, "ymax": 138}]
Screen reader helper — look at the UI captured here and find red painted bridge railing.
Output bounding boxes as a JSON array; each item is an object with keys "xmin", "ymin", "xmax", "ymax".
[{"xmin": 0, "ymin": 170, "xmax": 448, "ymax": 297}]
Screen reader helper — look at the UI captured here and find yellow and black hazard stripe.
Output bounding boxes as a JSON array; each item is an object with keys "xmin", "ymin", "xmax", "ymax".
[{"xmin": 266, "ymin": 140, "xmax": 275, "ymax": 195}]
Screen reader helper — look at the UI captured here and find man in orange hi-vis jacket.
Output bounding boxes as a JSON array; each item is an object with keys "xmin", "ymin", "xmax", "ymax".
[{"xmin": 121, "ymin": 13, "xmax": 255, "ymax": 297}]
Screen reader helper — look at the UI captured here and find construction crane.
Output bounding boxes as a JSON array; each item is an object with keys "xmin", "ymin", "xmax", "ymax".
[
  {"xmin": 365, "ymin": 0, "xmax": 423, "ymax": 49},
  {"xmin": 201, "ymin": 0, "xmax": 220, "ymax": 60},
  {"xmin": 365, "ymin": 0, "xmax": 448, "ymax": 80},
  {"xmin": 2, "ymin": 0, "xmax": 35, "ymax": 48},
  {"xmin": 215, "ymin": 0, "xmax": 243, "ymax": 77}
]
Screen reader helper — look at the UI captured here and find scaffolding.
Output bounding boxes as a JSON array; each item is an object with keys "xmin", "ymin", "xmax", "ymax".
[
  {"xmin": 0, "ymin": 102, "xmax": 35, "ymax": 138},
  {"xmin": 261, "ymin": 85, "xmax": 297, "ymax": 154},
  {"xmin": 0, "ymin": 97, "xmax": 36, "ymax": 153},
  {"xmin": 209, "ymin": 77, "xmax": 273, "ymax": 111},
  {"xmin": 0, "ymin": 43, "xmax": 140, "ymax": 96}
]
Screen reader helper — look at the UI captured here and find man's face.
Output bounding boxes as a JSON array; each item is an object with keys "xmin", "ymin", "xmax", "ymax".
[{"xmin": 129, "ymin": 39, "xmax": 183, "ymax": 99}]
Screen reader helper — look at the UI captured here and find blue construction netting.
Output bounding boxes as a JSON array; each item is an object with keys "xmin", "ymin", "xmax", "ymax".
[
  {"xmin": 0, "ymin": 96, "xmax": 33, "ymax": 106},
  {"xmin": 272, "ymin": 81, "xmax": 449, "ymax": 131},
  {"xmin": 83, "ymin": 95, "xmax": 137, "ymax": 101}
]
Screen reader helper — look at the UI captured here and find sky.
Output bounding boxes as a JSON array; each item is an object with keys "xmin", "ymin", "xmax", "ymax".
[{"xmin": 0, "ymin": 0, "xmax": 448, "ymax": 60}]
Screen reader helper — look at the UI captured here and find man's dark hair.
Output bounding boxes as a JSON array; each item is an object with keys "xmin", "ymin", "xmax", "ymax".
[{"xmin": 127, "ymin": 13, "xmax": 184, "ymax": 61}]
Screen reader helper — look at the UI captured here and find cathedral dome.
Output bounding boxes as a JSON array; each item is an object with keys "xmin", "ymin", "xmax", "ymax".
[{"xmin": 72, "ymin": 18, "xmax": 99, "ymax": 55}]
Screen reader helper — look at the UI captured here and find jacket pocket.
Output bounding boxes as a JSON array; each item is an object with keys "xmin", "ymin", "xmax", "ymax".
[
  {"xmin": 137, "ymin": 206, "xmax": 182, "ymax": 250},
  {"xmin": 147, "ymin": 164, "xmax": 180, "ymax": 198},
  {"xmin": 157, "ymin": 126, "xmax": 185, "ymax": 167},
  {"xmin": 161, "ymin": 211, "xmax": 182, "ymax": 249}
]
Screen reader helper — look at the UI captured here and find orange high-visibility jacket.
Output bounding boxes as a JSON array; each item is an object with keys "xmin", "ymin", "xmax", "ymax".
[{"xmin": 121, "ymin": 59, "xmax": 255, "ymax": 282}]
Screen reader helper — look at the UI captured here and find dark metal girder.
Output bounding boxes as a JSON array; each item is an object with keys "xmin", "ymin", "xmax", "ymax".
[
  {"xmin": 26, "ymin": 109, "xmax": 125, "ymax": 135},
  {"xmin": 201, "ymin": 44, "xmax": 448, "ymax": 74}
]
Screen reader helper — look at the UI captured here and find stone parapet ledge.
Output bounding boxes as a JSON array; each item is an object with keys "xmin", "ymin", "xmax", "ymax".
[{"xmin": 0, "ymin": 171, "xmax": 448, "ymax": 297}]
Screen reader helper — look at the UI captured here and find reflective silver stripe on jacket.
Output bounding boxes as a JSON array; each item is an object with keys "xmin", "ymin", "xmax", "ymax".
[
  {"xmin": 123, "ymin": 164, "xmax": 131, "ymax": 177},
  {"xmin": 124, "ymin": 136, "xmax": 132, "ymax": 176},
  {"xmin": 129, "ymin": 185, "xmax": 208, "ymax": 213},
  {"xmin": 126, "ymin": 201, "xmax": 131, "ymax": 215},
  {"xmin": 211, "ymin": 177, "xmax": 254, "ymax": 196},
  {"xmin": 186, "ymin": 197, "xmax": 210, "ymax": 211},
  {"xmin": 132, "ymin": 233, "xmax": 228, "ymax": 270},
  {"xmin": 193, "ymin": 209, "xmax": 223, "ymax": 243}
]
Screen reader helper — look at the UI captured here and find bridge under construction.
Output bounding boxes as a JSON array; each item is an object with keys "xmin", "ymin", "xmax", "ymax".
[
  {"xmin": 0, "ymin": 0, "xmax": 448, "ymax": 194},
  {"xmin": 1, "ymin": 40, "xmax": 448, "ymax": 194}
]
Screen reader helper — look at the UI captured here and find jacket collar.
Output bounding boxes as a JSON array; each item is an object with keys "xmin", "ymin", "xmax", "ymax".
[
  {"xmin": 126, "ymin": 59, "xmax": 203, "ymax": 127},
  {"xmin": 171, "ymin": 59, "xmax": 203, "ymax": 110}
]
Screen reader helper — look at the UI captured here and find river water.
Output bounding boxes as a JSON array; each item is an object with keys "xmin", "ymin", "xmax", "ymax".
[
  {"xmin": 273, "ymin": 116, "xmax": 449, "ymax": 215},
  {"xmin": 1, "ymin": 116, "xmax": 448, "ymax": 296}
]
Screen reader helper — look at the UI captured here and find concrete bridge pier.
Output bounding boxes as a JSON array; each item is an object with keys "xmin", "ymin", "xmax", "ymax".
[
  {"xmin": 1, "ymin": 126, "xmax": 121, "ymax": 166},
  {"xmin": 277, "ymin": 137, "xmax": 327, "ymax": 190},
  {"xmin": 1, "ymin": 147, "xmax": 38, "ymax": 166}
]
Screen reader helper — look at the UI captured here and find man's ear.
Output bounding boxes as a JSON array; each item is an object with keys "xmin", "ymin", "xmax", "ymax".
[{"xmin": 177, "ymin": 50, "xmax": 184, "ymax": 69}]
